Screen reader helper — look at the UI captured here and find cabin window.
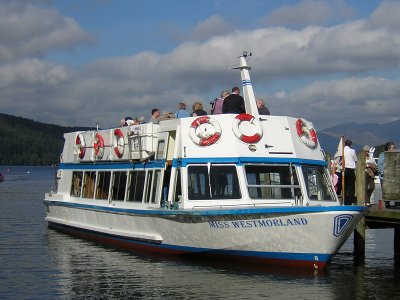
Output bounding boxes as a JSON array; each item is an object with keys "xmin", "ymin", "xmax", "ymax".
[
  {"xmin": 302, "ymin": 165, "xmax": 335, "ymax": 201},
  {"xmin": 144, "ymin": 171, "xmax": 153, "ymax": 203},
  {"xmin": 82, "ymin": 171, "xmax": 96, "ymax": 199},
  {"xmin": 174, "ymin": 168, "xmax": 182, "ymax": 203},
  {"xmin": 127, "ymin": 171, "xmax": 146, "ymax": 202},
  {"xmin": 70, "ymin": 171, "xmax": 83, "ymax": 197},
  {"xmin": 245, "ymin": 164, "xmax": 301, "ymax": 199},
  {"xmin": 187, "ymin": 165, "xmax": 241, "ymax": 200},
  {"xmin": 150, "ymin": 170, "xmax": 162, "ymax": 204},
  {"xmin": 111, "ymin": 171, "xmax": 127, "ymax": 201},
  {"xmin": 156, "ymin": 140, "xmax": 165, "ymax": 160},
  {"xmin": 96, "ymin": 171, "xmax": 111, "ymax": 200}
]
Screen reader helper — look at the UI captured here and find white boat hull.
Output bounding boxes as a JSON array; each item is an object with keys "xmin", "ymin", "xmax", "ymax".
[{"xmin": 44, "ymin": 200, "xmax": 365, "ymax": 269}]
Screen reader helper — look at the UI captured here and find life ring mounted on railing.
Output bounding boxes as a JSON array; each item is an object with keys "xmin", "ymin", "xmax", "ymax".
[
  {"xmin": 93, "ymin": 132, "xmax": 105, "ymax": 159},
  {"xmin": 189, "ymin": 116, "xmax": 221, "ymax": 146},
  {"xmin": 113, "ymin": 128, "xmax": 125, "ymax": 158},
  {"xmin": 296, "ymin": 118, "xmax": 318, "ymax": 149},
  {"xmin": 75, "ymin": 133, "xmax": 86, "ymax": 160},
  {"xmin": 232, "ymin": 113, "xmax": 263, "ymax": 144}
]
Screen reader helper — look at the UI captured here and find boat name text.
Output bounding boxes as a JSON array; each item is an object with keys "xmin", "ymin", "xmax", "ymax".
[{"xmin": 208, "ymin": 217, "xmax": 308, "ymax": 229}]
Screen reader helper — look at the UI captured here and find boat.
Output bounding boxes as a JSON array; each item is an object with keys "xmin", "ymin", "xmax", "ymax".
[
  {"xmin": 44, "ymin": 52, "xmax": 366, "ymax": 270},
  {"xmin": 0, "ymin": 172, "xmax": 4, "ymax": 182}
]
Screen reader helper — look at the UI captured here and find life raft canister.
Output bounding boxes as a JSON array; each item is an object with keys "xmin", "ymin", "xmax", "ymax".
[
  {"xmin": 189, "ymin": 116, "xmax": 222, "ymax": 146},
  {"xmin": 295, "ymin": 118, "xmax": 318, "ymax": 149},
  {"xmin": 232, "ymin": 113, "xmax": 263, "ymax": 144},
  {"xmin": 93, "ymin": 132, "xmax": 105, "ymax": 159},
  {"xmin": 113, "ymin": 128, "xmax": 125, "ymax": 158},
  {"xmin": 75, "ymin": 133, "xmax": 86, "ymax": 159}
]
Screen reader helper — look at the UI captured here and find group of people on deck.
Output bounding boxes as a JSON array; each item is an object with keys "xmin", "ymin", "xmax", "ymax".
[{"xmin": 123, "ymin": 86, "xmax": 270, "ymax": 125}]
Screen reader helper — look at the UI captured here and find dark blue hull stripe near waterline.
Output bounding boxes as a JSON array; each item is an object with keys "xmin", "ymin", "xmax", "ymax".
[
  {"xmin": 60, "ymin": 157, "xmax": 327, "ymax": 170},
  {"xmin": 44, "ymin": 200, "xmax": 366, "ymax": 216},
  {"xmin": 48, "ymin": 221, "xmax": 332, "ymax": 263}
]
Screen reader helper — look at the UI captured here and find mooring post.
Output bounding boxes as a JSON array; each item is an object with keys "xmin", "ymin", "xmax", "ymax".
[
  {"xmin": 354, "ymin": 150, "xmax": 367, "ymax": 260},
  {"xmin": 395, "ymin": 226, "xmax": 400, "ymax": 255}
]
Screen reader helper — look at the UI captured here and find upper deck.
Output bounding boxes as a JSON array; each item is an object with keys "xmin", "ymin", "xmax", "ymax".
[{"xmin": 61, "ymin": 114, "xmax": 325, "ymax": 166}]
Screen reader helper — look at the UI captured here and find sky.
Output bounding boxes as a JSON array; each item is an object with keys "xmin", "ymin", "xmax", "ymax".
[{"xmin": 1, "ymin": 0, "xmax": 399, "ymax": 130}]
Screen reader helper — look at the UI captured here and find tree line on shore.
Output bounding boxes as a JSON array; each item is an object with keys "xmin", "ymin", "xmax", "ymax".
[{"xmin": 0, "ymin": 113, "xmax": 92, "ymax": 166}]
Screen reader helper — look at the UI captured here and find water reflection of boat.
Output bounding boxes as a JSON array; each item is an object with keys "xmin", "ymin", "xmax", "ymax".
[{"xmin": 44, "ymin": 52, "xmax": 366, "ymax": 270}]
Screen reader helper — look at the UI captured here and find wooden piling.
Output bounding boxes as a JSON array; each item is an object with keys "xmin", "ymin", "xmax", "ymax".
[{"xmin": 354, "ymin": 151, "xmax": 367, "ymax": 260}]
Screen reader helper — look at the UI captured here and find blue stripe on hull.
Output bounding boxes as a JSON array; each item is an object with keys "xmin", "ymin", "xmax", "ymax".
[
  {"xmin": 44, "ymin": 200, "xmax": 366, "ymax": 217},
  {"xmin": 48, "ymin": 221, "xmax": 331, "ymax": 269}
]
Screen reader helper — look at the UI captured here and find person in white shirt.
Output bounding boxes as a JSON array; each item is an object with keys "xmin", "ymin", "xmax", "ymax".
[{"xmin": 344, "ymin": 139, "xmax": 357, "ymax": 205}]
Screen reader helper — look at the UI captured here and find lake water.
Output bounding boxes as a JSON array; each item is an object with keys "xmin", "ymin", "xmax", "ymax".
[{"xmin": 0, "ymin": 166, "xmax": 399, "ymax": 299}]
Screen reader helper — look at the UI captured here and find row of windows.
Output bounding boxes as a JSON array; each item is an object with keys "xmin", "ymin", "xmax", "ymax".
[
  {"xmin": 70, "ymin": 169, "xmax": 166, "ymax": 204},
  {"xmin": 69, "ymin": 164, "xmax": 334, "ymax": 203},
  {"xmin": 186, "ymin": 164, "xmax": 335, "ymax": 201}
]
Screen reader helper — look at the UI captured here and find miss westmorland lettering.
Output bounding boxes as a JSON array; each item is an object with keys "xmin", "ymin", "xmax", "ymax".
[{"xmin": 208, "ymin": 217, "xmax": 308, "ymax": 229}]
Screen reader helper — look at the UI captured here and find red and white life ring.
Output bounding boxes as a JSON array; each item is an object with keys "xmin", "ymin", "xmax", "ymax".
[
  {"xmin": 93, "ymin": 132, "xmax": 105, "ymax": 159},
  {"xmin": 296, "ymin": 118, "xmax": 318, "ymax": 148},
  {"xmin": 232, "ymin": 113, "xmax": 263, "ymax": 144},
  {"xmin": 113, "ymin": 128, "xmax": 125, "ymax": 158},
  {"xmin": 189, "ymin": 116, "xmax": 221, "ymax": 146},
  {"xmin": 75, "ymin": 133, "xmax": 86, "ymax": 159}
]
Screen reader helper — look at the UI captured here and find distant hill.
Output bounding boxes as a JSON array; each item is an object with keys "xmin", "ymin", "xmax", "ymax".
[
  {"xmin": 318, "ymin": 119, "xmax": 400, "ymax": 155},
  {"xmin": 0, "ymin": 113, "xmax": 93, "ymax": 165}
]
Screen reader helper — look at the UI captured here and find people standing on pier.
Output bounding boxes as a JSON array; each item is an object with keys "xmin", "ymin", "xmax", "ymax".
[
  {"xmin": 175, "ymin": 102, "xmax": 190, "ymax": 118},
  {"xmin": 222, "ymin": 87, "xmax": 245, "ymax": 114},
  {"xmin": 377, "ymin": 141, "xmax": 396, "ymax": 192},
  {"xmin": 256, "ymin": 99, "xmax": 270, "ymax": 115},
  {"xmin": 211, "ymin": 90, "xmax": 230, "ymax": 115},
  {"xmin": 344, "ymin": 139, "xmax": 357, "ymax": 205},
  {"xmin": 363, "ymin": 145, "xmax": 377, "ymax": 206}
]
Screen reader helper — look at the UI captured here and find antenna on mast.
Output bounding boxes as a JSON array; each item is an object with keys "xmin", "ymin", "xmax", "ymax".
[{"xmin": 242, "ymin": 51, "xmax": 252, "ymax": 58}]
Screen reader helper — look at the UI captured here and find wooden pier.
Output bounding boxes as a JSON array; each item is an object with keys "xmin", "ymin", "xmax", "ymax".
[{"xmin": 354, "ymin": 150, "xmax": 400, "ymax": 259}]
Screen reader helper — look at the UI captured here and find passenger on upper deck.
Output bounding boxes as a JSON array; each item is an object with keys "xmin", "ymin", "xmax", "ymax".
[
  {"xmin": 150, "ymin": 108, "xmax": 161, "ymax": 124},
  {"xmin": 222, "ymin": 87, "xmax": 245, "ymax": 114},
  {"xmin": 120, "ymin": 117, "xmax": 133, "ymax": 126},
  {"xmin": 175, "ymin": 102, "xmax": 190, "ymax": 118},
  {"xmin": 191, "ymin": 101, "xmax": 207, "ymax": 116},
  {"xmin": 256, "ymin": 99, "xmax": 270, "ymax": 115},
  {"xmin": 211, "ymin": 90, "xmax": 230, "ymax": 115}
]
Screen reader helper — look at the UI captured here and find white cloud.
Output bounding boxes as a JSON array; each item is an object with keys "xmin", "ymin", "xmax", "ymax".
[
  {"xmin": 269, "ymin": 76, "xmax": 400, "ymax": 128},
  {"xmin": 0, "ymin": 1, "xmax": 92, "ymax": 63},
  {"xmin": 191, "ymin": 15, "xmax": 233, "ymax": 41},
  {"xmin": 262, "ymin": 0, "xmax": 354, "ymax": 27}
]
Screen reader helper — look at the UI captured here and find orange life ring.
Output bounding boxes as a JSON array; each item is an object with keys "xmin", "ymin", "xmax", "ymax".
[
  {"xmin": 296, "ymin": 118, "xmax": 318, "ymax": 148},
  {"xmin": 189, "ymin": 116, "xmax": 221, "ymax": 146},
  {"xmin": 232, "ymin": 113, "xmax": 263, "ymax": 144},
  {"xmin": 75, "ymin": 133, "xmax": 86, "ymax": 159},
  {"xmin": 113, "ymin": 128, "xmax": 125, "ymax": 158},
  {"xmin": 93, "ymin": 132, "xmax": 105, "ymax": 159}
]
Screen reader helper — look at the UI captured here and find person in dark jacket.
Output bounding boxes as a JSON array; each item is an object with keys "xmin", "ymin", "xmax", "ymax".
[
  {"xmin": 256, "ymin": 99, "xmax": 270, "ymax": 115},
  {"xmin": 191, "ymin": 101, "xmax": 207, "ymax": 116},
  {"xmin": 222, "ymin": 87, "xmax": 245, "ymax": 114}
]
